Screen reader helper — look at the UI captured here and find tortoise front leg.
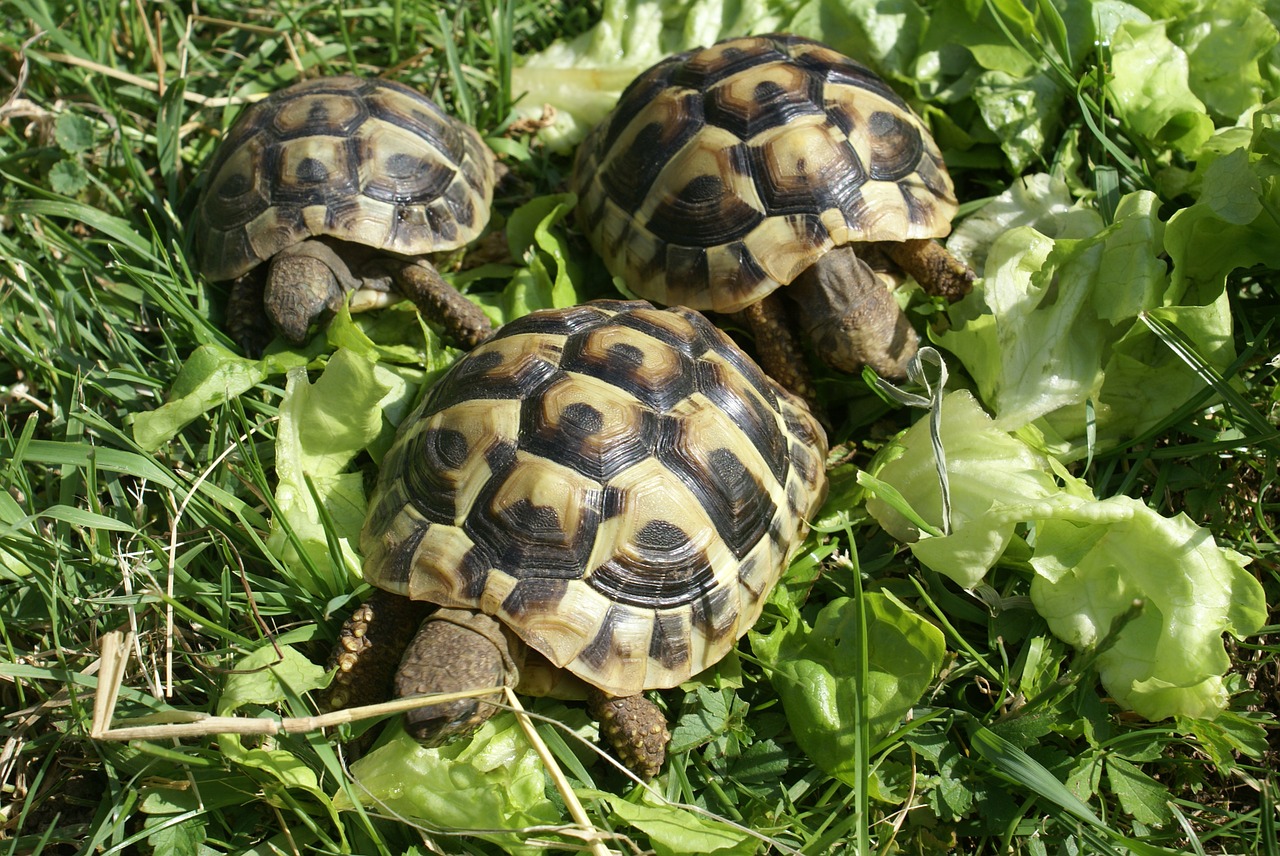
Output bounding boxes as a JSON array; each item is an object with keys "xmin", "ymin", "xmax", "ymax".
[
  {"xmin": 395, "ymin": 260, "xmax": 494, "ymax": 349},
  {"xmin": 882, "ymin": 238, "xmax": 974, "ymax": 302},
  {"xmin": 741, "ymin": 293, "xmax": 822, "ymax": 413},
  {"xmin": 226, "ymin": 271, "xmax": 273, "ymax": 357},
  {"xmin": 587, "ymin": 688, "xmax": 671, "ymax": 781},
  {"xmin": 324, "ymin": 588, "xmax": 432, "ymax": 711}
]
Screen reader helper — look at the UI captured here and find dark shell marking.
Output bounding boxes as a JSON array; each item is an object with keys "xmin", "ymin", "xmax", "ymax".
[
  {"xmin": 361, "ymin": 301, "xmax": 829, "ymax": 697},
  {"xmin": 573, "ymin": 33, "xmax": 958, "ymax": 313},
  {"xmin": 197, "ymin": 75, "xmax": 494, "ymax": 282}
]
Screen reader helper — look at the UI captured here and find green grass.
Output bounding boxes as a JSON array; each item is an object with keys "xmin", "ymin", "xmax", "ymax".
[{"xmin": 2, "ymin": 1, "xmax": 1278, "ymax": 854}]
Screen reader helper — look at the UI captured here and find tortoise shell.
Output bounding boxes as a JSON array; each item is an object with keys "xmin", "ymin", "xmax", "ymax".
[
  {"xmin": 572, "ymin": 33, "xmax": 958, "ymax": 313},
  {"xmin": 361, "ymin": 300, "xmax": 828, "ymax": 697},
  {"xmin": 196, "ymin": 75, "xmax": 495, "ymax": 283}
]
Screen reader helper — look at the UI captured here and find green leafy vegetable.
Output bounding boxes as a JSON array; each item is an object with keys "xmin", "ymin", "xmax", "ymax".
[
  {"xmin": 266, "ymin": 349, "xmax": 394, "ymax": 597},
  {"xmin": 865, "ymin": 390, "xmax": 1267, "ymax": 721},
  {"xmin": 130, "ymin": 344, "xmax": 306, "ymax": 450},
  {"xmin": 1029, "ymin": 494, "xmax": 1265, "ymax": 720},
  {"xmin": 865, "ymin": 390, "xmax": 1066, "ymax": 588},
  {"xmin": 752, "ymin": 590, "xmax": 946, "ymax": 782},
  {"xmin": 215, "ymin": 645, "xmax": 339, "ymax": 833},
  {"xmin": 593, "ymin": 789, "xmax": 757, "ymax": 856},
  {"xmin": 333, "ymin": 721, "xmax": 559, "ymax": 856},
  {"xmin": 939, "ymin": 187, "xmax": 1234, "ymax": 459},
  {"xmin": 510, "ymin": 0, "xmax": 784, "ymax": 152},
  {"xmin": 1107, "ymin": 18, "xmax": 1214, "ymax": 155}
]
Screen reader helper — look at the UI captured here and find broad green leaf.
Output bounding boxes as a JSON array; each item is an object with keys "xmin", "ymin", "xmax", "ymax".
[
  {"xmin": 48, "ymin": 158, "xmax": 90, "ymax": 196},
  {"xmin": 752, "ymin": 592, "xmax": 945, "ymax": 783},
  {"xmin": 54, "ymin": 112, "xmax": 94, "ymax": 152},
  {"xmin": 595, "ymin": 790, "xmax": 757, "ymax": 856},
  {"xmin": 498, "ymin": 193, "xmax": 584, "ymax": 320},
  {"xmin": 215, "ymin": 645, "xmax": 334, "ymax": 828},
  {"xmin": 1104, "ymin": 756, "xmax": 1172, "ymax": 827},
  {"xmin": 131, "ymin": 344, "xmax": 268, "ymax": 450},
  {"xmin": 510, "ymin": 0, "xmax": 784, "ymax": 152},
  {"xmin": 266, "ymin": 349, "xmax": 392, "ymax": 596},
  {"xmin": 864, "ymin": 390, "xmax": 1064, "ymax": 587},
  {"xmin": 868, "ymin": 390, "xmax": 1267, "ymax": 721},
  {"xmin": 1107, "ymin": 19, "xmax": 1213, "ymax": 155},
  {"xmin": 1029, "ymin": 495, "xmax": 1266, "ymax": 720},
  {"xmin": 1169, "ymin": 0, "xmax": 1279, "ymax": 122},
  {"xmin": 143, "ymin": 815, "xmax": 207, "ymax": 856},
  {"xmin": 939, "ymin": 188, "xmax": 1230, "ymax": 460},
  {"xmin": 334, "ymin": 721, "xmax": 559, "ymax": 856},
  {"xmin": 786, "ymin": 0, "xmax": 926, "ymax": 74}
]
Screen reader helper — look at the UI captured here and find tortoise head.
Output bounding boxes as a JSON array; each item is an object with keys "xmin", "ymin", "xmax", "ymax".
[
  {"xmin": 263, "ymin": 240, "xmax": 355, "ymax": 345},
  {"xmin": 394, "ymin": 608, "xmax": 518, "ymax": 745}
]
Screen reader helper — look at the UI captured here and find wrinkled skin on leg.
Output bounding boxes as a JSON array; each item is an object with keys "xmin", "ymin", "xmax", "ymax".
[
  {"xmin": 230, "ymin": 238, "xmax": 494, "ymax": 355},
  {"xmin": 740, "ymin": 294, "xmax": 821, "ymax": 411},
  {"xmin": 324, "ymin": 598, "xmax": 674, "ymax": 779},
  {"xmin": 392, "ymin": 260, "xmax": 494, "ymax": 349},
  {"xmin": 789, "ymin": 243, "xmax": 919, "ymax": 380},
  {"xmin": 883, "ymin": 238, "xmax": 975, "ymax": 302}
]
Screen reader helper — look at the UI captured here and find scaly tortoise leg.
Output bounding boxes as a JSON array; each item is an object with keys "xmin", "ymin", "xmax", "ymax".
[
  {"xmin": 740, "ymin": 293, "xmax": 824, "ymax": 417},
  {"xmin": 226, "ymin": 272, "xmax": 274, "ymax": 357},
  {"xmin": 395, "ymin": 260, "xmax": 494, "ymax": 349},
  {"xmin": 882, "ymin": 238, "xmax": 975, "ymax": 302},
  {"xmin": 587, "ymin": 688, "xmax": 671, "ymax": 781},
  {"xmin": 324, "ymin": 588, "xmax": 431, "ymax": 712}
]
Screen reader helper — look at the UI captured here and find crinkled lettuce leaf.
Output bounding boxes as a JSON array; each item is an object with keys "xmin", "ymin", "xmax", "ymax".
[
  {"xmin": 215, "ymin": 645, "xmax": 340, "ymax": 833},
  {"xmin": 1029, "ymin": 496, "xmax": 1265, "ymax": 720},
  {"xmin": 130, "ymin": 344, "xmax": 309, "ymax": 451},
  {"xmin": 266, "ymin": 349, "xmax": 398, "ymax": 598},
  {"xmin": 1168, "ymin": 0, "xmax": 1279, "ymax": 123},
  {"xmin": 1107, "ymin": 18, "xmax": 1215, "ymax": 155},
  {"xmin": 333, "ymin": 721, "xmax": 559, "ymax": 856},
  {"xmin": 864, "ymin": 390, "xmax": 1069, "ymax": 589},
  {"xmin": 864, "ymin": 390, "xmax": 1267, "ymax": 721},
  {"xmin": 938, "ymin": 185, "xmax": 1234, "ymax": 459},
  {"xmin": 752, "ymin": 590, "xmax": 946, "ymax": 783}
]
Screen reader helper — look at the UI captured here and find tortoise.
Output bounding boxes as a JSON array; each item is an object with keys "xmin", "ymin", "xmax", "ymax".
[
  {"xmin": 572, "ymin": 33, "xmax": 974, "ymax": 402},
  {"xmin": 195, "ymin": 75, "xmax": 496, "ymax": 355},
  {"xmin": 325, "ymin": 299, "xmax": 828, "ymax": 779}
]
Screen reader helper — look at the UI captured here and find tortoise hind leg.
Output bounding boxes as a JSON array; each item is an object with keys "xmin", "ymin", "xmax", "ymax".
[{"xmin": 587, "ymin": 688, "xmax": 670, "ymax": 780}]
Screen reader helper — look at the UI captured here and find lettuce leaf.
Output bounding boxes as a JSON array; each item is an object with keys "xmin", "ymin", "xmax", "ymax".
[
  {"xmin": 864, "ymin": 390, "xmax": 1068, "ymax": 588},
  {"xmin": 752, "ymin": 590, "xmax": 946, "ymax": 783},
  {"xmin": 510, "ymin": 0, "xmax": 785, "ymax": 152},
  {"xmin": 265, "ymin": 349, "xmax": 396, "ymax": 598},
  {"xmin": 333, "ymin": 721, "xmax": 559, "ymax": 856},
  {"xmin": 864, "ymin": 390, "xmax": 1267, "ymax": 721},
  {"xmin": 1029, "ymin": 495, "xmax": 1266, "ymax": 720},
  {"xmin": 1107, "ymin": 18, "xmax": 1215, "ymax": 155},
  {"xmin": 938, "ymin": 186, "xmax": 1234, "ymax": 459}
]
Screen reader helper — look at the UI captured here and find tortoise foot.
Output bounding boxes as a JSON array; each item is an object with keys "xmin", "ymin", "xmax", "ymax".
[
  {"xmin": 324, "ymin": 589, "xmax": 430, "ymax": 711},
  {"xmin": 588, "ymin": 688, "xmax": 670, "ymax": 780}
]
